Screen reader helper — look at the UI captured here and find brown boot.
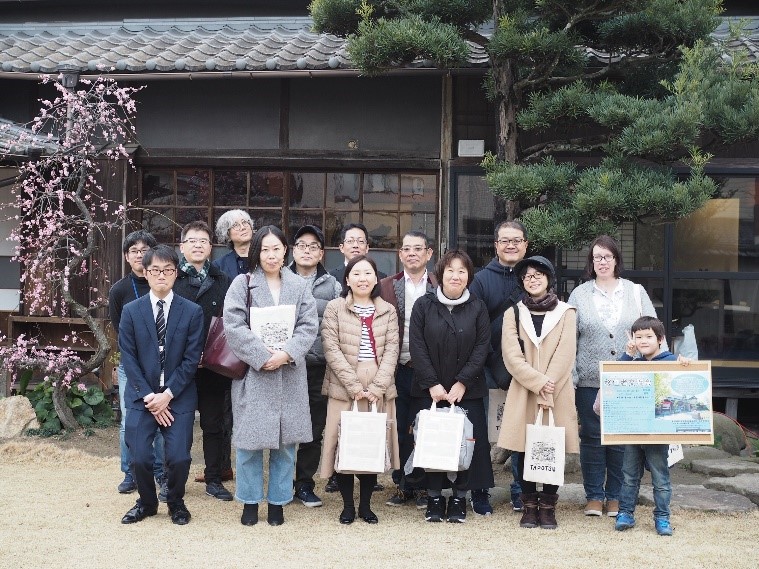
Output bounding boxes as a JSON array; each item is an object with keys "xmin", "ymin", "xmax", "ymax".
[
  {"xmin": 519, "ymin": 493, "xmax": 539, "ymax": 528},
  {"xmin": 538, "ymin": 492, "xmax": 558, "ymax": 529}
]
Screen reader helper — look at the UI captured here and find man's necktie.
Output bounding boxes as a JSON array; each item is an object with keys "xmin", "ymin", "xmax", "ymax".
[{"xmin": 156, "ymin": 299, "xmax": 166, "ymax": 371}]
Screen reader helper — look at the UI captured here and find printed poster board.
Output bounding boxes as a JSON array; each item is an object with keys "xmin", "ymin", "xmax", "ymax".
[{"xmin": 600, "ymin": 361, "xmax": 714, "ymax": 445}]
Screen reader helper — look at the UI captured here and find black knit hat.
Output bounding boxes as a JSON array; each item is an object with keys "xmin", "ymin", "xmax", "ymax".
[{"xmin": 514, "ymin": 255, "xmax": 556, "ymax": 291}]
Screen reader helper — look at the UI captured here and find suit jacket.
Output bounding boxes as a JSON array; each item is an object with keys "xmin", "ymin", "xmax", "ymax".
[
  {"xmin": 119, "ymin": 293, "xmax": 204, "ymax": 415},
  {"xmin": 379, "ymin": 270, "xmax": 437, "ymax": 348}
]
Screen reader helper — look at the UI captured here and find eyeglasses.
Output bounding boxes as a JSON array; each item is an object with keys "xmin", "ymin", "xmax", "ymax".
[
  {"xmin": 294, "ymin": 242, "xmax": 321, "ymax": 252},
  {"xmin": 343, "ymin": 238, "xmax": 367, "ymax": 246},
  {"xmin": 182, "ymin": 238, "xmax": 210, "ymax": 246},
  {"xmin": 592, "ymin": 254, "xmax": 615, "ymax": 263},
  {"xmin": 400, "ymin": 246, "xmax": 428, "ymax": 254},
  {"xmin": 497, "ymin": 238, "xmax": 526, "ymax": 246},
  {"xmin": 127, "ymin": 248, "xmax": 150, "ymax": 256},
  {"xmin": 146, "ymin": 268, "xmax": 177, "ymax": 276},
  {"xmin": 230, "ymin": 220, "xmax": 251, "ymax": 231},
  {"xmin": 522, "ymin": 271, "xmax": 545, "ymax": 282}
]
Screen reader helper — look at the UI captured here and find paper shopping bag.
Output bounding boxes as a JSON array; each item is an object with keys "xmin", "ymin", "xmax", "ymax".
[
  {"xmin": 488, "ymin": 388, "xmax": 507, "ymax": 443},
  {"xmin": 412, "ymin": 401, "xmax": 465, "ymax": 472},
  {"xmin": 523, "ymin": 408, "xmax": 565, "ymax": 486},
  {"xmin": 667, "ymin": 444, "xmax": 684, "ymax": 467},
  {"xmin": 336, "ymin": 401, "xmax": 388, "ymax": 474}
]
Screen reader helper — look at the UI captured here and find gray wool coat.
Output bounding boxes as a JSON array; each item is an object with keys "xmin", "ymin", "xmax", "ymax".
[{"xmin": 223, "ymin": 267, "xmax": 319, "ymax": 451}]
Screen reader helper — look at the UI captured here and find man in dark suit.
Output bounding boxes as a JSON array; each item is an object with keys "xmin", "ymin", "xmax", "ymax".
[{"xmin": 119, "ymin": 245, "xmax": 204, "ymax": 526}]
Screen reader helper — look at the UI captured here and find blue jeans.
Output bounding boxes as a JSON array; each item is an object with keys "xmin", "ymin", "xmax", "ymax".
[
  {"xmin": 576, "ymin": 386, "xmax": 624, "ymax": 502},
  {"xmin": 118, "ymin": 364, "xmax": 165, "ymax": 480},
  {"xmin": 235, "ymin": 445, "xmax": 296, "ymax": 506},
  {"xmin": 483, "ymin": 366, "xmax": 522, "ymax": 496},
  {"xmin": 619, "ymin": 444, "xmax": 671, "ymax": 520}
]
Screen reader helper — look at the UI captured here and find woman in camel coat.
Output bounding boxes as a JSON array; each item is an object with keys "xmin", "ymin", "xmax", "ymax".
[
  {"xmin": 320, "ymin": 255, "xmax": 400, "ymax": 525},
  {"xmin": 498, "ymin": 255, "xmax": 578, "ymax": 530}
]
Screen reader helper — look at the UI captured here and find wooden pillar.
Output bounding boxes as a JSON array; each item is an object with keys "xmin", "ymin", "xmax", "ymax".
[{"xmin": 439, "ymin": 73, "xmax": 453, "ymax": 253}]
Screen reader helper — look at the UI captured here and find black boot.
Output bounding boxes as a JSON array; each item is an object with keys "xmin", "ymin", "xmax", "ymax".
[
  {"xmin": 519, "ymin": 493, "xmax": 539, "ymax": 528},
  {"xmin": 538, "ymin": 492, "xmax": 559, "ymax": 529},
  {"xmin": 267, "ymin": 504, "xmax": 284, "ymax": 526},
  {"xmin": 241, "ymin": 503, "xmax": 258, "ymax": 526}
]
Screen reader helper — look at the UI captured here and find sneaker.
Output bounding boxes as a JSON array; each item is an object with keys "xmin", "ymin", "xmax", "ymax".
[
  {"xmin": 511, "ymin": 493, "xmax": 524, "ymax": 512},
  {"xmin": 324, "ymin": 473, "xmax": 339, "ymax": 493},
  {"xmin": 373, "ymin": 482, "xmax": 384, "ymax": 492},
  {"xmin": 206, "ymin": 481, "xmax": 234, "ymax": 501},
  {"xmin": 470, "ymin": 489, "xmax": 493, "ymax": 516},
  {"xmin": 414, "ymin": 489, "xmax": 429, "ymax": 510},
  {"xmin": 425, "ymin": 496, "xmax": 446, "ymax": 522},
  {"xmin": 295, "ymin": 486, "xmax": 323, "ymax": 507},
  {"xmin": 117, "ymin": 474, "xmax": 137, "ymax": 494},
  {"xmin": 606, "ymin": 499, "xmax": 619, "ymax": 517},
  {"xmin": 158, "ymin": 478, "xmax": 168, "ymax": 503},
  {"xmin": 615, "ymin": 512, "xmax": 636, "ymax": 531},
  {"xmin": 385, "ymin": 487, "xmax": 413, "ymax": 507},
  {"xmin": 447, "ymin": 497, "xmax": 467, "ymax": 523},
  {"xmin": 584, "ymin": 500, "xmax": 603, "ymax": 516},
  {"xmin": 655, "ymin": 517, "xmax": 673, "ymax": 536}
]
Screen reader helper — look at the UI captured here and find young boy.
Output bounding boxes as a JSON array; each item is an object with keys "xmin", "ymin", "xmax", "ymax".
[{"xmin": 615, "ymin": 315, "xmax": 689, "ymax": 536}]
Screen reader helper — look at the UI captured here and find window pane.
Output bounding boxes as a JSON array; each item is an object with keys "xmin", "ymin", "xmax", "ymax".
[
  {"xmin": 215, "ymin": 170, "xmax": 248, "ymax": 206},
  {"xmin": 289, "ymin": 173, "xmax": 324, "ymax": 208},
  {"xmin": 363, "ymin": 173, "xmax": 399, "ymax": 210},
  {"xmin": 401, "ymin": 174, "xmax": 436, "ymax": 213},
  {"xmin": 142, "ymin": 171, "xmax": 173, "ymax": 206},
  {"xmin": 251, "ymin": 172, "xmax": 284, "ymax": 207},
  {"xmin": 176, "ymin": 208, "xmax": 208, "ymax": 230},
  {"xmin": 288, "ymin": 211, "xmax": 324, "ymax": 242},
  {"xmin": 176, "ymin": 169, "xmax": 210, "ymax": 206},
  {"xmin": 634, "ymin": 223, "xmax": 664, "ymax": 271},
  {"xmin": 364, "ymin": 212, "xmax": 398, "ymax": 250},
  {"xmin": 675, "ymin": 179, "xmax": 759, "ymax": 272},
  {"xmin": 142, "ymin": 208, "xmax": 174, "ymax": 242},
  {"xmin": 400, "ymin": 212, "xmax": 437, "ymax": 248},
  {"xmin": 454, "ymin": 173, "xmax": 495, "ymax": 267},
  {"xmin": 324, "ymin": 210, "xmax": 360, "ymax": 248},
  {"xmin": 247, "ymin": 210, "xmax": 284, "ymax": 230},
  {"xmin": 673, "ymin": 278, "xmax": 759, "ymax": 360},
  {"xmin": 327, "ymin": 173, "xmax": 359, "ymax": 211}
]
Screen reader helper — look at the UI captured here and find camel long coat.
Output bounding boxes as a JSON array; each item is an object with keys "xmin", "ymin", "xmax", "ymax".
[
  {"xmin": 496, "ymin": 300, "xmax": 580, "ymax": 454},
  {"xmin": 319, "ymin": 293, "xmax": 400, "ymax": 478}
]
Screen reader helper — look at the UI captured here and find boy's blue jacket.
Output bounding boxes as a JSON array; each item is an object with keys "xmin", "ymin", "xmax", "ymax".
[{"xmin": 619, "ymin": 350, "xmax": 676, "ymax": 362}]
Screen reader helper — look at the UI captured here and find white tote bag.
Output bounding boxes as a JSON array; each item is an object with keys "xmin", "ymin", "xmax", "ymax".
[
  {"xmin": 412, "ymin": 401, "xmax": 465, "ymax": 472},
  {"xmin": 488, "ymin": 388, "xmax": 507, "ymax": 443},
  {"xmin": 336, "ymin": 401, "xmax": 388, "ymax": 474},
  {"xmin": 523, "ymin": 408, "xmax": 566, "ymax": 486}
]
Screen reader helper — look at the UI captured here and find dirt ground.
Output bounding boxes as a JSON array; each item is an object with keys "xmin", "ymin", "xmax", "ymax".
[{"xmin": 1, "ymin": 428, "xmax": 758, "ymax": 569}]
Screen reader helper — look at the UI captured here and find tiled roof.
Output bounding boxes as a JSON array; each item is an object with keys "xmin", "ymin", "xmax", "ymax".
[{"xmin": 0, "ymin": 16, "xmax": 755, "ymax": 76}]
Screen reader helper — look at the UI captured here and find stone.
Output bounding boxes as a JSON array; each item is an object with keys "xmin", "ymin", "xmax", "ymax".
[
  {"xmin": 565, "ymin": 453, "xmax": 581, "ymax": 474},
  {"xmin": 491, "ymin": 445, "xmax": 511, "ymax": 465},
  {"xmin": 712, "ymin": 413, "xmax": 746, "ymax": 456},
  {"xmin": 681, "ymin": 445, "xmax": 731, "ymax": 466},
  {"xmin": 704, "ymin": 474, "xmax": 759, "ymax": 506},
  {"xmin": 639, "ymin": 484, "xmax": 757, "ymax": 513},
  {"xmin": 690, "ymin": 459, "xmax": 759, "ymax": 477},
  {"xmin": 0, "ymin": 396, "xmax": 40, "ymax": 438}
]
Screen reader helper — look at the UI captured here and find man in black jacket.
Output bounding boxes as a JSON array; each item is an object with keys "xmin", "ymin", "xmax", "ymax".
[{"xmin": 174, "ymin": 221, "xmax": 233, "ymax": 501}]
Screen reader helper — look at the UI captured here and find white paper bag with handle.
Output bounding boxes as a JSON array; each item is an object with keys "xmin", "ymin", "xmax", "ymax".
[
  {"xmin": 523, "ymin": 408, "xmax": 566, "ymax": 486},
  {"xmin": 336, "ymin": 401, "xmax": 388, "ymax": 474},
  {"xmin": 412, "ymin": 401, "xmax": 465, "ymax": 472},
  {"xmin": 488, "ymin": 388, "xmax": 507, "ymax": 443}
]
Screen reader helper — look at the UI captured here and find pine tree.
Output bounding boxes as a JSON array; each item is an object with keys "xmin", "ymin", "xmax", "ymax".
[{"xmin": 310, "ymin": 0, "xmax": 759, "ymax": 248}]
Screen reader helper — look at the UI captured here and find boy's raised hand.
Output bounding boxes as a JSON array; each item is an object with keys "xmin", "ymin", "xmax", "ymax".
[{"xmin": 677, "ymin": 354, "xmax": 692, "ymax": 366}]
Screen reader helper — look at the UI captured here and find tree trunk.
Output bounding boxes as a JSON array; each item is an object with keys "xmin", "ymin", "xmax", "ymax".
[
  {"xmin": 491, "ymin": 57, "xmax": 521, "ymax": 221},
  {"xmin": 52, "ymin": 382, "xmax": 80, "ymax": 431}
]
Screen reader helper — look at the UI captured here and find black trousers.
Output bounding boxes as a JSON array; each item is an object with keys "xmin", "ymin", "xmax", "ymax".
[
  {"xmin": 295, "ymin": 364, "xmax": 328, "ymax": 491},
  {"xmin": 196, "ymin": 368, "xmax": 232, "ymax": 483}
]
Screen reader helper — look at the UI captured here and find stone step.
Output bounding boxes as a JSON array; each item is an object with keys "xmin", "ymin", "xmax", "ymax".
[
  {"xmin": 690, "ymin": 458, "xmax": 759, "ymax": 477},
  {"xmin": 639, "ymin": 484, "xmax": 757, "ymax": 513},
  {"xmin": 704, "ymin": 474, "xmax": 759, "ymax": 506}
]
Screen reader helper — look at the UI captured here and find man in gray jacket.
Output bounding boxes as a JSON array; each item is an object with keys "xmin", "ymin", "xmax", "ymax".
[{"xmin": 289, "ymin": 225, "xmax": 342, "ymax": 507}]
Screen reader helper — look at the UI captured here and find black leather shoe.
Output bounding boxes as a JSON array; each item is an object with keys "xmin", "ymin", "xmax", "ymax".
[
  {"xmin": 169, "ymin": 504, "xmax": 191, "ymax": 525},
  {"xmin": 339, "ymin": 506, "xmax": 356, "ymax": 525},
  {"xmin": 121, "ymin": 503, "xmax": 157, "ymax": 524},
  {"xmin": 267, "ymin": 504, "xmax": 284, "ymax": 526},
  {"xmin": 206, "ymin": 481, "xmax": 233, "ymax": 501},
  {"xmin": 359, "ymin": 508, "xmax": 379, "ymax": 524},
  {"xmin": 241, "ymin": 503, "xmax": 258, "ymax": 526}
]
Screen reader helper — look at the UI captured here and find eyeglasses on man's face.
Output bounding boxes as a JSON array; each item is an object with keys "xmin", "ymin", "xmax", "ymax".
[
  {"xmin": 294, "ymin": 242, "xmax": 321, "ymax": 252},
  {"xmin": 128, "ymin": 248, "xmax": 150, "ymax": 256},
  {"xmin": 522, "ymin": 271, "xmax": 545, "ymax": 282},
  {"xmin": 343, "ymin": 238, "xmax": 367, "ymax": 246},
  {"xmin": 146, "ymin": 268, "xmax": 177, "ymax": 276},
  {"xmin": 182, "ymin": 238, "xmax": 210, "ymax": 246},
  {"xmin": 497, "ymin": 238, "xmax": 526, "ymax": 246},
  {"xmin": 400, "ymin": 246, "xmax": 428, "ymax": 254},
  {"xmin": 592, "ymin": 255, "xmax": 615, "ymax": 263},
  {"xmin": 230, "ymin": 220, "xmax": 251, "ymax": 231}
]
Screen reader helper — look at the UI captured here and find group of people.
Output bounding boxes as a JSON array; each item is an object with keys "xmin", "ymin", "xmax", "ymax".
[{"xmin": 113, "ymin": 215, "xmax": 683, "ymax": 536}]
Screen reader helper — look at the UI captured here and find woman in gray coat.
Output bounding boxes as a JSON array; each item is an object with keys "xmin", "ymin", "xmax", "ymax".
[{"xmin": 224, "ymin": 225, "xmax": 318, "ymax": 527}]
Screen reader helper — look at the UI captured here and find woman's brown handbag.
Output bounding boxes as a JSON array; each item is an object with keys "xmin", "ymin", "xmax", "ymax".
[{"xmin": 201, "ymin": 275, "xmax": 250, "ymax": 380}]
